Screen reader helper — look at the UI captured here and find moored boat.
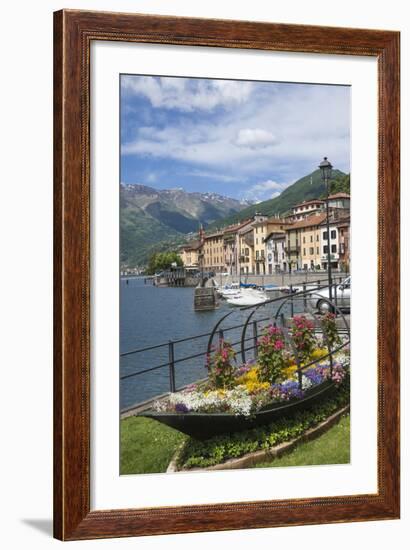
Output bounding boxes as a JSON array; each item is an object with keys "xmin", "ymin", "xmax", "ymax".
[{"xmin": 226, "ymin": 288, "xmax": 268, "ymax": 306}]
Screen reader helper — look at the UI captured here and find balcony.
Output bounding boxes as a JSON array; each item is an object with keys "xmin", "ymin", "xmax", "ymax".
[
  {"xmin": 285, "ymin": 246, "xmax": 300, "ymax": 254},
  {"xmin": 321, "ymin": 253, "xmax": 339, "ymax": 261}
]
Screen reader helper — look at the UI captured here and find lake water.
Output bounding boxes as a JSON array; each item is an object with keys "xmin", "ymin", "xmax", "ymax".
[{"xmin": 120, "ymin": 277, "xmax": 297, "ymax": 409}]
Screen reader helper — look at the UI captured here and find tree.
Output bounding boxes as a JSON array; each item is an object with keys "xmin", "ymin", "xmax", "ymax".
[
  {"xmin": 147, "ymin": 251, "xmax": 183, "ymax": 274},
  {"xmin": 329, "ymin": 173, "xmax": 350, "ymax": 195}
]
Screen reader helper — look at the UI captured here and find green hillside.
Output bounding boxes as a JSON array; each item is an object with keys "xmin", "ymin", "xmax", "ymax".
[
  {"xmin": 120, "ymin": 205, "xmax": 181, "ymax": 266},
  {"xmin": 209, "ymin": 169, "xmax": 348, "ymax": 229}
]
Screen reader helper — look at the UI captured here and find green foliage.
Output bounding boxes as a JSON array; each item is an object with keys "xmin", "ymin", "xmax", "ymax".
[
  {"xmin": 120, "ymin": 416, "xmax": 187, "ymax": 475},
  {"xmin": 177, "ymin": 379, "xmax": 349, "ymax": 469},
  {"xmin": 120, "ymin": 205, "xmax": 182, "ymax": 267},
  {"xmin": 320, "ymin": 313, "xmax": 342, "ymax": 350},
  {"xmin": 257, "ymin": 325, "xmax": 287, "ymax": 384},
  {"xmin": 290, "ymin": 315, "xmax": 317, "ymax": 363},
  {"xmin": 255, "ymin": 415, "xmax": 350, "ymax": 468},
  {"xmin": 328, "ymin": 173, "xmax": 350, "ymax": 196},
  {"xmin": 206, "ymin": 340, "xmax": 237, "ymax": 389},
  {"xmin": 146, "ymin": 251, "xmax": 183, "ymax": 274}
]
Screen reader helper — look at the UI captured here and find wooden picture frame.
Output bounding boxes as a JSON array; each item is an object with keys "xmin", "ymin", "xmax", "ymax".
[{"xmin": 53, "ymin": 9, "xmax": 400, "ymax": 540}]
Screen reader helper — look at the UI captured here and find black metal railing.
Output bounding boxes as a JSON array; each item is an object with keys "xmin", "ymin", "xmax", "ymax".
[{"xmin": 120, "ymin": 316, "xmax": 272, "ymax": 390}]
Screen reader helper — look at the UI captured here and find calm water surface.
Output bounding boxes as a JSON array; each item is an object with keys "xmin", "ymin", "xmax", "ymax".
[{"xmin": 120, "ymin": 277, "xmax": 295, "ymax": 409}]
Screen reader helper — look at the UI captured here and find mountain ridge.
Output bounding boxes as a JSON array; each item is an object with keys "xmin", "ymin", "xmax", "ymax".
[{"xmin": 120, "ymin": 183, "xmax": 250, "ymax": 265}]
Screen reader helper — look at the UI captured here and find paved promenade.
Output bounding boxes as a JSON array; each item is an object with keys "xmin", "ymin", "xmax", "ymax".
[{"xmin": 213, "ymin": 270, "xmax": 350, "ymax": 288}]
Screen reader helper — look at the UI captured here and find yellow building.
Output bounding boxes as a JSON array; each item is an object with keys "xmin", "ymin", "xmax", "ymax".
[
  {"xmin": 222, "ymin": 219, "xmax": 253, "ymax": 276},
  {"xmin": 178, "ymin": 241, "xmax": 201, "ymax": 268},
  {"xmin": 285, "ymin": 212, "xmax": 327, "ymax": 270},
  {"xmin": 238, "ymin": 226, "xmax": 255, "ymax": 275},
  {"xmin": 202, "ymin": 231, "xmax": 225, "ymax": 273},
  {"xmin": 253, "ymin": 217, "xmax": 292, "ymax": 274}
]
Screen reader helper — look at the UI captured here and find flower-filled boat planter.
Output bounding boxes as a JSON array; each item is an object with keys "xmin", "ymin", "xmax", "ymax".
[
  {"xmin": 140, "ymin": 379, "xmax": 338, "ymax": 440},
  {"xmin": 139, "ymin": 316, "xmax": 350, "ymax": 440}
]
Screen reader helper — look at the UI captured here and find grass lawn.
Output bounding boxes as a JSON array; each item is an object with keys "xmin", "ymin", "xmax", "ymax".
[
  {"xmin": 254, "ymin": 414, "xmax": 350, "ymax": 468},
  {"xmin": 120, "ymin": 416, "xmax": 187, "ymax": 475},
  {"xmin": 120, "ymin": 413, "xmax": 349, "ymax": 474}
]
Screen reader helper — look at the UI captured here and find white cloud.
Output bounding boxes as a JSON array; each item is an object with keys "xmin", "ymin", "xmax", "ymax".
[
  {"xmin": 242, "ymin": 179, "xmax": 289, "ymax": 202},
  {"xmin": 182, "ymin": 170, "xmax": 242, "ymax": 183},
  {"xmin": 122, "ymin": 79, "xmax": 351, "ymax": 180},
  {"xmin": 121, "ymin": 76, "xmax": 253, "ymax": 112},
  {"xmin": 234, "ymin": 128, "xmax": 278, "ymax": 149}
]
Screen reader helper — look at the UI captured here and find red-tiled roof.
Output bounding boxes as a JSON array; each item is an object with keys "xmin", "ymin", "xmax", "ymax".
[
  {"xmin": 265, "ymin": 231, "xmax": 286, "ymax": 242},
  {"xmin": 293, "ymin": 198, "xmax": 325, "ymax": 208},
  {"xmin": 179, "ymin": 240, "xmax": 202, "ymax": 251},
  {"xmin": 267, "ymin": 217, "xmax": 293, "ymax": 224},
  {"xmin": 203, "ymin": 231, "xmax": 224, "ymax": 239},
  {"xmin": 327, "ymin": 192, "xmax": 350, "ymax": 200},
  {"xmin": 288, "ymin": 212, "xmax": 328, "ymax": 230},
  {"xmin": 223, "ymin": 218, "xmax": 253, "ymax": 233}
]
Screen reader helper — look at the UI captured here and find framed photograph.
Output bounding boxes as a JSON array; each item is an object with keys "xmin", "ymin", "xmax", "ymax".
[{"xmin": 54, "ymin": 9, "xmax": 400, "ymax": 540}]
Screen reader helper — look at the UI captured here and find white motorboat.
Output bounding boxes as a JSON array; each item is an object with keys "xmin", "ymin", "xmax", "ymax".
[
  {"xmin": 217, "ymin": 282, "xmax": 241, "ymax": 298},
  {"xmin": 226, "ymin": 288, "xmax": 268, "ymax": 307}
]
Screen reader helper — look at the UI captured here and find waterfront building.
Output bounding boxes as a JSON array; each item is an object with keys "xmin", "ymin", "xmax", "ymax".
[
  {"xmin": 288, "ymin": 199, "xmax": 325, "ymax": 221},
  {"xmin": 319, "ymin": 211, "xmax": 350, "ymax": 271},
  {"xmin": 222, "ymin": 219, "xmax": 253, "ymax": 276},
  {"xmin": 285, "ymin": 212, "xmax": 327, "ymax": 271},
  {"xmin": 178, "ymin": 240, "xmax": 201, "ymax": 268},
  {"xmin": 202, "ymin": 230, "xmax": 225, "ymax": 273},
  {"xmin": 265, "ymin": 231, "xmax": 287, "ymax": 273},
  {"xmin": 326, "ymin": 192, "xmax": 350, "ymax": 210},
  {"xmin": 238, "ymin": 226, "xmax": 255, "ymax": 275},
  {"xmin": 253, "ymin": 217, "xmax": 291, "ymax": 274},
  {"xmin": 337, "ymin": 216, "xmax": 351, "ymax": 272}
]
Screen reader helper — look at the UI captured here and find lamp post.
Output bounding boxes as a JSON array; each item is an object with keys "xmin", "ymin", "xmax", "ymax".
[{"xmin": 319, "ymin": 157, "xmax": 333, "ymax": 301}]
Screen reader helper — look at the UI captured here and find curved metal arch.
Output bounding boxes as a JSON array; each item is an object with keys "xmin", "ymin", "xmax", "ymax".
[
  {"xmin": 239, "ymin": 298, "xmax": 281, "ymax": 363},
  {"xmin": 206, "ymin": 309, "xmax": 236, "ymax": 355},
  {"xmin": 207, "ymin": 285, "xmax": 350, "ymax": 376},
  {"xmin": 272, "ymin": 291, "xmax": 350, "ymax": 381},
  {"xmin": 273, "ymin": 291, "xmax": 350, "ymax": 338}
]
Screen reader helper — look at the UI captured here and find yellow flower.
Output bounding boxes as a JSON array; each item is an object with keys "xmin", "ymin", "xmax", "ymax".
[
  {"xmin": 237, "ymin": 380, "xmax": 270, "ymax": 393},
  {"xmin": 311, "ymin": 347, "xmax": 328, "ymax": 360},
  {"xmin": 235, "ymin": 366, "xmax": 260, "ymax": 385},
  {"xmin": 282, "ymin": 364, "xmax": 298, "ymax": 381}
]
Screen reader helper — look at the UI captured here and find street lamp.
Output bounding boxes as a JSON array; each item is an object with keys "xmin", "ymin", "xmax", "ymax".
[{"xmin": 319, "ymin": 157, "xmax": 333, "ymax": 301}]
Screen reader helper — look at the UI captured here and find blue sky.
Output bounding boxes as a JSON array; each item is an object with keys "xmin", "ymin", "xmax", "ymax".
[{"xmin": 120, "ymin": 75, "xmax": 350, "ymax": 202}]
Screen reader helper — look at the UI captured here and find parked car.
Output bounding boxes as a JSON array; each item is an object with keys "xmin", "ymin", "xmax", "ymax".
[{"xmin": 309, "ymin": 276, "xmax": 351, "ymax": 314}]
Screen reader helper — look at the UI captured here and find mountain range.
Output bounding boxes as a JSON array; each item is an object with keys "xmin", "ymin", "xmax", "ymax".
[{"xmin": 120, "ymin": 184, "xmax": 250, "ymax": 266}]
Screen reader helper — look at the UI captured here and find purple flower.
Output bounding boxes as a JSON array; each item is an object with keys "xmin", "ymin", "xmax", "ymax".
[
  {"xmin": 175, "ymin": 403, "xmax": 190, "ymax": 413},
  {"xmin": 280, "ymin": 380, "xmax": 305, "ymax": 400},
  {"xmin": 304, "ymin": 367, "xmax": 325, "ymax": 386},
  {"xmin": 270, "ymin": 380, "xmax": 305, "ymax": 401}
]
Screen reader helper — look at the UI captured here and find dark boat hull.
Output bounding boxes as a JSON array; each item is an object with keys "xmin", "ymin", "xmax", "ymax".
[{"xmin": 140, "ymin": 381, "xmax": 337, "ymax": 440}]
